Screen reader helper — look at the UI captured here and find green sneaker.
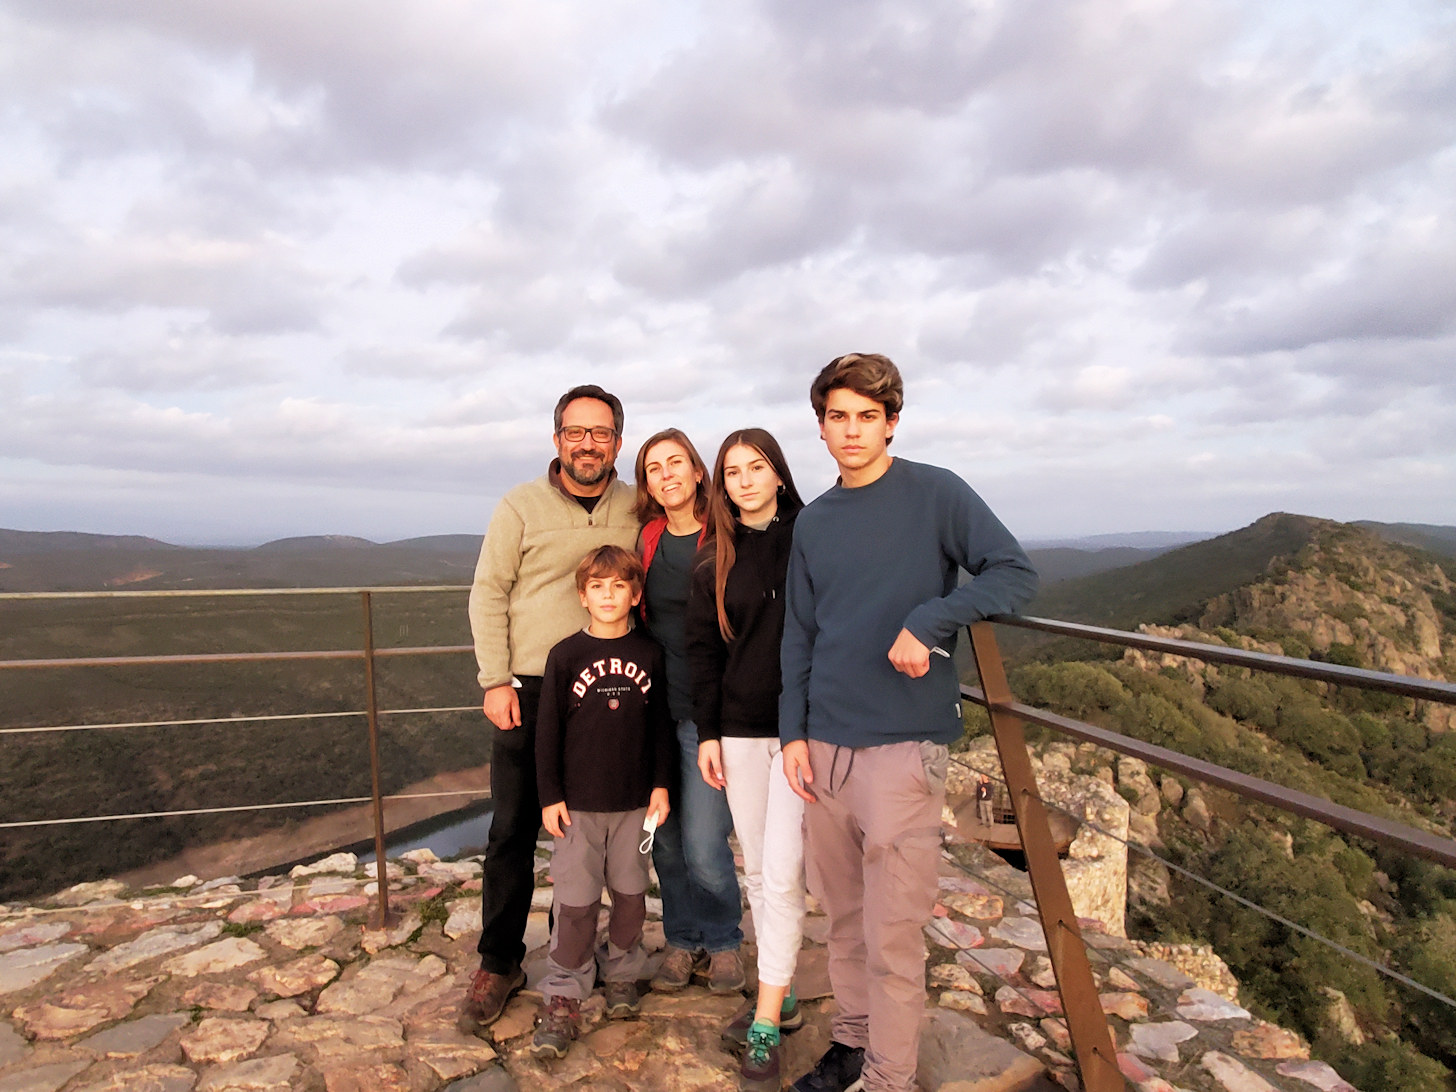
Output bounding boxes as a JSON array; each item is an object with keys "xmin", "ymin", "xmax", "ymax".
[
  {"xmin": 722, "ymin": 990, "xmax": 803, "ymax": 1054},
  {"xmin": 740, "ymin": 1021, "xmax": 782, "ymax": 1092}
]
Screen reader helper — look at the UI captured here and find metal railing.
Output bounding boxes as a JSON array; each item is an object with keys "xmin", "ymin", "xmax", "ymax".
[
  {"xmin": 0, "ymin": 585, "xmax": 476, "ymax": 926},
  {"xmin": 4, "ymin": 590, "xmax": 1455, "ymax": 1090},
  {"xmin": 964, "ymin": 616, "xmax": 1456, "ymax": 1092}
]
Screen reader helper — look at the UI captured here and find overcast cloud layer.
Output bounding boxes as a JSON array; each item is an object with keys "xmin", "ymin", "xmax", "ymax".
[{"xmin": 2, "ymin": 0, "xmax": 1452, "ymax": 544}]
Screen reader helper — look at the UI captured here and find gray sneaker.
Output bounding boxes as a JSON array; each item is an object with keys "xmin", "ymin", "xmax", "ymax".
[
  {"xmin": 652, "ymin": 945, "xmax": 706, "ymax": 992},
  {"xmin": 531, "ymin": 995, "xmax": 580, "ymax": 1060},
  {"xmin": 708, "ymin": 948, "xmax": 747, "ymax": 993},
  {"xmin": 604, "ymin": 980, "xmax": 641, "ymax": 1019}
]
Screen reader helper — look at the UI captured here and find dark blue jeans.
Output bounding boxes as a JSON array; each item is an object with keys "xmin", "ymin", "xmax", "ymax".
[
  {"xmin": 651, "ymin": 719, "xmax": 743, "ymax": 954},
  {"xmin": 477, "ymin": 676, "xmax": 543, "ymax": 975}
]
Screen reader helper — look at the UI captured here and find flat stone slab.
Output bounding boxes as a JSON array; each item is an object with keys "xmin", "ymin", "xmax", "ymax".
[
  {"xmin": 70, "ymin": 1063, "xmax": 198, "ymax": 1092},
  {"xmin": 195, "ymin": 1053, "xmax": 298, "ymax": 1091},
  {"xmin": 13, "ymin": 975, "xmax": 163, "ymax": 1039},
  {"xmin": 1127, "ymin": 1020, "xmax": 1198, "ymax": 1062},
  {"xmin": 89, "ymin": 922, "xmax": 223, "ymax": 974},
  {"xmin": 163, "ymin": 937, "xmax": 267, "ymax": 976},
  {"xmin": 1177, "ymin": 987, "xmax": 1251, "ymax": 1022},
  {"xmin": 273, "ymin": 1014, "xmax": 404, "ymax": 1062},
  {"xmin": 917, "ymin": 1006, "xmax": 1045, "ymax": 1090},
  {"xmin": 959, "ymin": 948, "xmax": 1024, "ymax": 979},
  {"xmin": 264, "ymin": 916, "xmax": 342, "ymax": 950},
  {"xmin": 0, "ymin": 1022, "xmax": 30, "ymax": 1067},
  {"xmin": 182, "ymin": 982, "xmax": 260, "ymax": 1012},
  {"xmin": 180, "ymin": 1017, "xmax": 270, "ymax": 1065},
  {"xmin": 0, "ymin": 1059, "xmax": 90, "ymax": 1092},
  {"xmin": 78, "ymin": 1012, "xmax": 190, "ymax": 1057},
  {"xmin": 52, "ymin": 880, "xmax": 127, "ymax": 906},
  {"xmin": 941, "ymin": 893, "xmax": 1004, "ymax": 919},
  {"xmin": 290, "ymin": 854, "xmax": 358, "ymax": 878},
  {"xmin": 249, "ymin": 953, "xmax": 340, "ymax": 998},
  {"xmin": 988, "ymin": 917, "xmax": 1047, "ymax": 951},
  {"xmin": 0, "ymin": 943, "xmax": 89, "ymax": 994},
  {"xmin": 0, "ymin": 922, "xmax": 73, "ymax": 953},
  {"xmin": 925, "ymin": 918, "xmax": 984, "ymax": 950},
  {"xmin": 1275, "ymin": 1059, "xmax": 1358, "ymax": 1090},
  {"xmin": 1124, "ymin": 956, "xmax": 1195, "ymax": 990},
  {"xmin": 1202, "ymin": 1050, "xmax": 1278, "ymax": 1091},
  {"xmin": 443, "ymin": 906, "xmax": 482, "ymax": 941}
]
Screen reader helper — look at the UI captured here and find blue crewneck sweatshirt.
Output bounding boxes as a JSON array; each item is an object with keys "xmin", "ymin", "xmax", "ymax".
[{"xmin": 778, "ymin": 457, "xmax": 1038, "ymax": 748}]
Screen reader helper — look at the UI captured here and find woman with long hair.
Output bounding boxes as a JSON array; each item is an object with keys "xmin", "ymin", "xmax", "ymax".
[
  {"xmin": 633, "ymin": 428, "xmax": 746, "ymax": 997},
  {"xmin": 685, "ymin": 428, "xmax": 807, "ymax": 1092}
]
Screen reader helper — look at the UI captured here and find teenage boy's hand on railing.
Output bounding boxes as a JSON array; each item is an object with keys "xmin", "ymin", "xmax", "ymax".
[
  {"xmin": 542, "ymin": 802, "xmax": 571, "ymax": 838},
  {"xmin": 782, "ymin": 740, "xmax": 817, "ymax": 803},
  {"xmin": 482, "ymin": 684, "xmax": 521, "ymax": 729},
  {"xmin": 888, "ymin": 628, "xmax": 931, "ymax": 678},
  {"xmin": 698, "ymin": 741, "xmax": 726, "ymax": 789}
]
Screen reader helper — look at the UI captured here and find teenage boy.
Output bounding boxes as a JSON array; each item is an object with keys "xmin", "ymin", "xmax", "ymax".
[
  {"xmin": 460, "ymin": 385, "xmax": 639, "ymax": 1036},
  {"xmin": 531, "ymin": 545, "xmax": 673, "ymax": 1058},
  {"xmin": 779, "ymin": 354, "xmax": 1038, "ymax": 1092}
]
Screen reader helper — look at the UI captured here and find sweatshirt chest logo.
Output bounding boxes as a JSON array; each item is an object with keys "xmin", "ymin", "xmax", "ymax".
[{"xmin": 572, "ymin": 656, "xmax": 654, "ymax": 699}]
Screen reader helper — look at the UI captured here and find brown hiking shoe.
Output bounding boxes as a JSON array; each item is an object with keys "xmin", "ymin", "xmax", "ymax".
[
  {"xmin": 531, "ymin": 995, "xmax": 581, "ymax": 1059},
  {"xmin": 458, "ymin": 965, "xmax": 525, "ymax": 1036},
  {"xmin": 652, "ymin": 945, "xmax": 705, "ymax": 992},
  {"xmin": 708, "ymin": 948, "xmax": 747, "ymax": 993}
]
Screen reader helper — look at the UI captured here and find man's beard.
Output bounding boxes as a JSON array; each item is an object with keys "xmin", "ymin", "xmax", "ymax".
[{"xmin": 562, "ymin": 451, "xmax": 610, "ymax": 486}]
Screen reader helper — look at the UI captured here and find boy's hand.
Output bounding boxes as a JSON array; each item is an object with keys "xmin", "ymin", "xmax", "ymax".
[
  {"xmin": 483, "ymin": 684, "xmax": 521, "ymax": 730},
  {"xmin": 698, "ymin": 741, "xmax": 726, "ymax": 790},
  {"xmin": 782, "ymin": 740, "xmax": 817, "ymax": 803},
  {"xmin": 888, "ymin": 628, "xmax": 931, "ymax": 678},
  {"xmin": 542, "ymin": 802, "xmax": 571, "ymax": 838},
  {"xmin": 647, "ymin": 788, "xmax": 670, "ymax": 826}
]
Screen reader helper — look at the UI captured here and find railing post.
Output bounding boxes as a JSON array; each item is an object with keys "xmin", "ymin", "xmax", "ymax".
[
  {"xmin": 969, "ymin": 621, "xmax": 1124, "ymax": 1092},
  {"xmin": 361, "ymin": 591, "xmax": 393, "ymax": 929}
]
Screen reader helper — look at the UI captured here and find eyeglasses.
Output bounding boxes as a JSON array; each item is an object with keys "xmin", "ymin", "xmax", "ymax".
[{"xmin": 558, "ymin": 425, "xmax": 617, "ymax": 443}]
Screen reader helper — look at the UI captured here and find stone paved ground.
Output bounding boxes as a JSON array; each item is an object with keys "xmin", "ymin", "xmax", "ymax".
[{"xmin": 0, "ymin": 840, "xmax": 1358, "ymax": 1092}]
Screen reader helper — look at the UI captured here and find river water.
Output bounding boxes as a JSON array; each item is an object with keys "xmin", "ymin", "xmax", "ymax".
[{"xmin": 354, "ymin": 801, "xmax": 494, "ymax": 864}]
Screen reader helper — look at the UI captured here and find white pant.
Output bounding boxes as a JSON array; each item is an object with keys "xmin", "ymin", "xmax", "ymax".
[{"xmin": 720, "ymin": 737, "xmax": 807, "ymax": 988}]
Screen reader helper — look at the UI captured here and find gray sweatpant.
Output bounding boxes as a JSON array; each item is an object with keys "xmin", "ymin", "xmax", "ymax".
[
  {"xmin": 803, "ymin": 738, "xmax": 948, "ymax": 1092},
  {"xmin": 540, "ymin": 807, "xmax": 651, "ymax": 1001}
]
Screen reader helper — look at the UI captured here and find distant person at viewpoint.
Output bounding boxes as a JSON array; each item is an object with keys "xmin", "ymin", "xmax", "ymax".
[
  {"xmin": 460, "ymin": 384, "xmax": 639, "ymax": 1037},
  {"xmin": 779, "ymin": 354, "xmax": 1038, "ymax": 1092}
]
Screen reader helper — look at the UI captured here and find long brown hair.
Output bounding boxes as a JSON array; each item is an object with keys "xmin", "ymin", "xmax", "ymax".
[
  {"xmin": 706, "ymin": 429, "xmax": 803, "ymax": 640},
  {"xmin": 631, "ymin": 428, "xmax": 711, "ymax": 526}
]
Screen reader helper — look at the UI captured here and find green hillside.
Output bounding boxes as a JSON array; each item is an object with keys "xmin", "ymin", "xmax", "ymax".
[
  {"xmin": 999, "ymin": 516, "xmax": 1456, "ymax": 1089},
  {"xmin": 1024, "ymin": 512, "xmax": 1327, "ymax": 628}
]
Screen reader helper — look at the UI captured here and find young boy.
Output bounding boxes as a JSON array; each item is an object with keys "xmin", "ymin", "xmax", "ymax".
[{"xmin": 532, "ymin": 544, "xmax": 674, "ymax": 1060}]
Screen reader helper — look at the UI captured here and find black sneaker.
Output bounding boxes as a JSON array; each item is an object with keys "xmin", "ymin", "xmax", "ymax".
[
  {"xmin": 722, "ymin": 993, "xmax": 804, "ymax": 1054},
  {"xmin": 791, "ymin": 1041, "xmax": 865, "ymax": 1092}
]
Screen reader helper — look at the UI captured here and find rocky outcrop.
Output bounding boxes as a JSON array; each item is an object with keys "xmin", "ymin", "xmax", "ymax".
[{"xmin": 950, "ymin": 738, "xmax": 1131, "ymax": 936}]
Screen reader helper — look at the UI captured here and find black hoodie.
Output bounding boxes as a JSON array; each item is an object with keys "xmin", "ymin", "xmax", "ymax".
[{"xmin": 685, "ymin": 507, "xmax": 799, "ymax": 743}]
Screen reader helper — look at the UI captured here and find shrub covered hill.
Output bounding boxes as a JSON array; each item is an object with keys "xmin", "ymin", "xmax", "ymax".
[{"xmin": 1004, "ymin": 512, "xmax": 1456, "ymax": 1090}]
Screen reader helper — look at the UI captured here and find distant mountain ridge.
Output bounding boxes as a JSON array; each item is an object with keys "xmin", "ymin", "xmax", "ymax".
[{"xmin": 0, "ymin": 528, "xmax": 482, "ymax": 591}]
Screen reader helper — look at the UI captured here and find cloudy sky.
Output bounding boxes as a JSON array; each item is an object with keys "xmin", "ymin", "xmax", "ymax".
[{"xmin": 2, "ymin": 0, "xmax": 1453, "ymax": 546}]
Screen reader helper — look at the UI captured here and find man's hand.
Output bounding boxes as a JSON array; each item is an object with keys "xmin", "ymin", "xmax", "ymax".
[
  {"xmin": 542, "ymin": 802, "xmax": 571, "ymax": 838},
  {"xmin": 782, "ymin": 739, "xmax": 817, "ymax": 803},
  {"xmin": 888, "ymin": 628, "xmax": 931, "ymax": 678},
  {"xmin": 647, "ymin": 787, "xmax": 670, "ymax": 826},
  {"xmin": 482, "ymin": 684, "xmax": 521, "ymax": 730},
  {"xmin": 698, "ymin": 740, "xmax": 726, "ymax": 790}
]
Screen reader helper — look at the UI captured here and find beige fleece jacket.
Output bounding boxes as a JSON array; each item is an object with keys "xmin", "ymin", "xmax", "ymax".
[{"xmin": 467, "ymin": 467, "xmax": 639, "ymax": 690}]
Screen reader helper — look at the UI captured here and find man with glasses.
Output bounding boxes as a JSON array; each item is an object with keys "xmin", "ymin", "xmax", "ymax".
[{"xmin": 460, "ymin": 384, "xmax": 640, "ymax": 1036}]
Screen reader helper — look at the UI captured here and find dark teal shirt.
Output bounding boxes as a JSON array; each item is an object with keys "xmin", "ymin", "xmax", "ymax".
[{"xmin": 779, "ymin": 458, "xmax": 1038, "ymax": 748}]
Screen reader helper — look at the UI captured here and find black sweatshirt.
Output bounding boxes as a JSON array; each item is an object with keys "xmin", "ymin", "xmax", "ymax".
[
  {"xmin": 685, "ymin": 508, "xmax": 799, "ymax": 743},
  {"xmin": 536, "ymin": 628, "xmax": 674, "ymax": 812}
]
